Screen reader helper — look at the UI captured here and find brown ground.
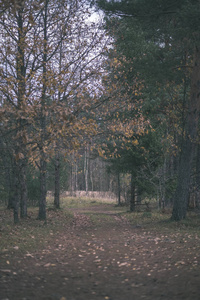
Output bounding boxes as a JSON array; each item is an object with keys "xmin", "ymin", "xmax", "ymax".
[{"xmin": 0, "ymin": 204, "xmax": 200, "ymax": 300}]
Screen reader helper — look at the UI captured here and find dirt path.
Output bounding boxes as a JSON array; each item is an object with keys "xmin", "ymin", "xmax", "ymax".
[{"xmin": 1, "ymin": 205, "xmax": 200, "ymax": 300}]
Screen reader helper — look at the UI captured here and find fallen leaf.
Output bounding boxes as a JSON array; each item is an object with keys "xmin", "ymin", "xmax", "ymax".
[
  {"xmin": 118, "ymin": 262, "xmax": 128, "ymax": 267},
  {"xmin": 26, "ymin": 254, "xmax": 34, "ymax": 258},
  {"xmin": 44, "ymin": 263, "xmax": 51, "ymax": 267}
]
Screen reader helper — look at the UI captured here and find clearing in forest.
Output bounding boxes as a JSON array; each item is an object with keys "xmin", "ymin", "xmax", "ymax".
[{"xmin": 0, "ymin": 198, "xmax": 200, "ymax": 300}]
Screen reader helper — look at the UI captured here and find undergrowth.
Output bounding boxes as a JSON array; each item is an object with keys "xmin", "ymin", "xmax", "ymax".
[
  {"xmin": 0, "ymin": 207, "xmax": 73, "ymax": 254},
  {"xmin": 125, "ymin": 210, "xmax": 200, "ymax": 235}
]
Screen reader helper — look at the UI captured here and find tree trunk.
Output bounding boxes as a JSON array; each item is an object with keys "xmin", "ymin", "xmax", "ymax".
[
  {"xmin": 13, "ymin": 161, "xmax": 19, "ymax": 223},
  {"xmin": 54, "ymin": 148, "xmax": 60, "ymax": 209},
  {"xmin": 84, "ymin": 145, "xmax": 89, "ymax": 195},
  {"xmin": 172, "ymin": 46, "xmax": 200, "ymax": 221},
  {"xmin": 70, "ymin": 152, "xmax": 77, "ymax": 197},
  {"xmin": 171, "ymin": 137, "xmax": 193, "ymax": 220},
  {"xmin": 38, "ymin": 155, "xmax": 47, "ymax": 220},
  {"xmin": 136, "ymin": 187, "xmax": 142, "ymax": 205},
  {"xmin": 13, "ymin": 3, "xmax": 28, "ymax": 221},
  {"xmin": 5, "ymin": 155, "xmax": 15, "ymax": 209},
  {"xmin": 117, "ymin": 172, "xmax": 121, "ymax": 206},
  {"xmin": 38, "ymin": 0, "xmax": 48, "ymax": 220},
  {"xmin": 20, "ymin": 159, "xmax": 28, "ymax": 218},
  {"xmin": 195, "ymin": 144, "xmax": 200, "ymax": 209},
  {"xmin": 90, "ymin": 164, "xmax": 94, "ymax": 191},
  {"xmin": 130, "ymin": 173, "xmax": 135, "ymax": 212}
]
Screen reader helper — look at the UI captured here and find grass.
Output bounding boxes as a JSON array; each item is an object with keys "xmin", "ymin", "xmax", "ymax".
[
  {"xmin": 1, "ymin": 197, "xmax": 200, "ymax": 254},
  {"xmin": 89, "ymin": 212, "xmax": 118, "ymax": 226},
  {"xmin": 0, "ymin": 206, "xmax": 73, "ymax": 254},
  {"xmin": 124, "ymin": 209, "xmax": 200, "ymax": 235},
  {"xmin": 47, "ymin": 196, "xmax": 116, "ymax": 210},
  {"xmin": 0, "ymin": 196, "xmax": 116, "ymax": 254}
]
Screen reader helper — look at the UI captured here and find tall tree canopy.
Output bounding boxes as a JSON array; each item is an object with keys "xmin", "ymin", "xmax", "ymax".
[
  {"xmin": 97, "ymin": 0, "xmax": 200, "ymax": 220},
  {"xmin": 0, "ymin": 0, "xmax": 107, "ymax": 222}
]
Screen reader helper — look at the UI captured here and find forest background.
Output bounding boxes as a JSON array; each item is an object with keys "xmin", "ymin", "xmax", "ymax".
[{"xmin": 1, "ymin": 0, "xmax": 200, "ymax": 223}]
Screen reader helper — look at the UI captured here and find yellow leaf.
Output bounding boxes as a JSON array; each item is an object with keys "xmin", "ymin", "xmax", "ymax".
[{"xmin": 132, "ymin": 139, "xmax": 139, "ymax": 146}]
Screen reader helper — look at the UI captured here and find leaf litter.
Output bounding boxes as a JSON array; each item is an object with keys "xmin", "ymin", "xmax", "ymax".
[{"xmin": 0, "ymin": 205, "xmax": 200, "ymax": 299}]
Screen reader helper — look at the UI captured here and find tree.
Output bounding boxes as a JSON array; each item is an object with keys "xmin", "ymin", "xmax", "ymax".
[
  {"xmin": 0, "ymin": 0, "xmax": 108, "ymax": 221},
  {"xmin": 0, "ymin": 0, "xmax": 36, "ymax": 222},
  {"xmin": 97, "ymin": 0, "xmax": 200, "ymax": 220}
]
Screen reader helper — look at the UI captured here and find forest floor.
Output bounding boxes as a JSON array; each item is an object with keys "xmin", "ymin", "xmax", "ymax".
[{"xmin": 0, "ymin": 198, "xmax": 200, "ymax": 300}]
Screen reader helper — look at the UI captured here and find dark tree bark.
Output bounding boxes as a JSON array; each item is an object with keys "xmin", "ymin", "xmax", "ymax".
[
  {"xmin": 38, "ymin": 0, "xmax": 48, "ymax": 220},
  {"xmin": 84, "ymin": 145, "xmax": 89, "ymax": 195},
  {"xmin": 130, "ymin": 173, "xmax": 135, "ymax": 212},
  {"xmin": 38, "ymin": 156, "xmax": 47, "ymax": 220},
  {"xmin": 13, "ymin": 161, "xmax": 20, "ymax": 223},
  {"xmin": 195, "ymin": 143, "xmax": 200, "ymax": 209},
  {"xmin": 20, "ymin": 158, "xmax": 28, "ymax": 218},
  {"xmin": 14, "ymin": 3, "xmax": 28, "ymax": 220},
  {"xmin": 172, "ymin": 46, "xmax": 200, "ymax": 220},
  {"xmin": 171, "ymin": 137, "xmax": 193, "ymax": 220},
  {"xmin": 54, "ymin": 147, "xmax": 60, "ymax": 209},
  {"xmin": 3, "ymin": 149, "xmax": 15, "ymax": 209},
  {"xmin": 117, "ymin": 172, "xmax": 121, "ymax": 206},
  {"xmin": 70, "ymin": 152, "xmax": 78, "ymax": 197}
]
